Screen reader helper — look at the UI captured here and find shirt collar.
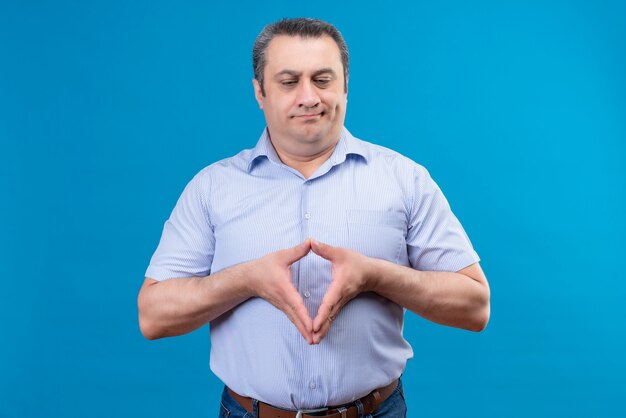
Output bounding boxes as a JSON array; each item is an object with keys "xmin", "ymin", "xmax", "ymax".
[
  {"xmin": 246, "ymin": 128, "xmax": 280, "ymax": 172},
  {"xmin": 246, "ymin": 127, "xmax": 370, "ymax": 173}
]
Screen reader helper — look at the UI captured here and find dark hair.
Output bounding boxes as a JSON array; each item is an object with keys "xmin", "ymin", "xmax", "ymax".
[{"xmin": 252, "ymin": 18, "xmax": 349, "ymax": 96}]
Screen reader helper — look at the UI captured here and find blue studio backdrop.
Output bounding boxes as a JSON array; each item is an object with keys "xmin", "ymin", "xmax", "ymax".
[{"xmin": 1, "ymin": 1, "xmax": 625, "ymax": 417}]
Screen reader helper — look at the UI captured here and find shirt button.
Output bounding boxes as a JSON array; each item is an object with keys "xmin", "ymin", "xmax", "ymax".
[
  {"xmin": 304, "ymin": 213, "xmax": 311, "ymax": 220},
  {"xmin": 303, "ymin": 291, "xmax": 311, "ymax": 298},
  {"xmin": 309, "ymin": 382, "xmax": 316, "ymax": 389}
]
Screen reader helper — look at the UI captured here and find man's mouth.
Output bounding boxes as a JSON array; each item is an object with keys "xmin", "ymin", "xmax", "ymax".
[{"xmin": 293, "ymin": 111, "xmax": 324, "ymax": 119}]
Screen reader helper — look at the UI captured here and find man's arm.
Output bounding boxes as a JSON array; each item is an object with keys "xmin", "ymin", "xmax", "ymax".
[
  {"xmin": 310, "ymin": 240, "xmax": 490, "ymax": 343},
  {"xmin": 138, "ymin": 241, "xmax": 315, "ymax": 343},
  {"xmin": 368, "ymin": 260, "xmax": 489, "ymax": 330}
]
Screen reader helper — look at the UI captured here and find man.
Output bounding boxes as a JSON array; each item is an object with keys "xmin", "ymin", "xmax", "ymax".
[{"xmin": 138, "ymin": 18, "xmax": 489, "ymax": 418}]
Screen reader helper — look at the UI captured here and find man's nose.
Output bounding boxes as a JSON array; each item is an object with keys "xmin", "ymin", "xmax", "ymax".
[{"xmin": 296, "ymin": 81, "xmax": 320, "ymax": 108}]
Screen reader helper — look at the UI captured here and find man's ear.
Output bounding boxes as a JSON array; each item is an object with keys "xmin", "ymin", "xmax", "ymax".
[{"xmin": 252, "ymin": 79, "xmax": 264, "ymax": 109}]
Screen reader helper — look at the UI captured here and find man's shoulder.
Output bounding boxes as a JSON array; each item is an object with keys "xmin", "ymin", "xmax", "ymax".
[
  {"xmin": 191, "ymin": 146, "xmax": 256, "ymax": 181},
  {"xmin": 350, "ymin": 132, "xmax": 429, "ymax": 177}
]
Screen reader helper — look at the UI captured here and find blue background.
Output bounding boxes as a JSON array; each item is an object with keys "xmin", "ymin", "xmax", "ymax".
[{"xmin": 1, "ymin": 1, "xmax": 625, "ymax": 417}]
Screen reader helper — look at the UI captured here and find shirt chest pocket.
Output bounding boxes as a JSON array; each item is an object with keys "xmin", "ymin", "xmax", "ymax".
[{"xmin": 346, "ymin": 209, "xmax": 407, "ymax": 263}]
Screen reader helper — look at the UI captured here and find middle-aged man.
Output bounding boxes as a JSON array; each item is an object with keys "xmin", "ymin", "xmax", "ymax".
[{"xmin": 138, "ymin": 17, "xmax": 490, "ymax": 418}]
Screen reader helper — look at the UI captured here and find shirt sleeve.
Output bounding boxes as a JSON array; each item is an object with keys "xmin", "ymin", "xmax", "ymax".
[
  {"xmin": 145, "ymin": 171, "xmax": 215, "ymax": 281},
  {"xmin": 406, "ymin": 165, "xmax": 480, "ymax": 272}
]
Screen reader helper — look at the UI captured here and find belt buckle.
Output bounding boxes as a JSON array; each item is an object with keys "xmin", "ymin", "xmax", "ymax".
[{"xmin": 295, "ymin": 406, "xmax": 329, "ymax": 418}]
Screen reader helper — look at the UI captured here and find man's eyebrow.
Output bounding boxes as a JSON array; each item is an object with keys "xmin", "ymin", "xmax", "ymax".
[
  {"xmin": 274, "ymin": 69, "xmax": 300, "ymax": 78},
  {"xmin": 312, "ymin": 68, "xmax": 337, "ymax": 77},
  {"xmin": 273, "ymin": 68, "xmax": 337, "ymax": 78}
]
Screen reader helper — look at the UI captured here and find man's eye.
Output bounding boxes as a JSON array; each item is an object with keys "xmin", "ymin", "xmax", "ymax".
[
  {"xmin": 315, "ymin": 79, "xmax": 331, "ymax": 85},
  {"xmin": 281, "ymin": 80, "xmax": 297, "ymax": 87}
]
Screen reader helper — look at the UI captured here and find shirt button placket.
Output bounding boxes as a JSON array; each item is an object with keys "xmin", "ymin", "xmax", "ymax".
[
  {"xmin": 300, "ymin": 180, "xmax": 312, "ymax": 308},
  {"xmin": 301, "ymin": 180, "xmax": 312, "ymax": 234}
]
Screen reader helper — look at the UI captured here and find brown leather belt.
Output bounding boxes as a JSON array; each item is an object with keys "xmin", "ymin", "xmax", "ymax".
[{"xmin": 228, "ymin": 379, "xmax": 398, "ymax": 418}]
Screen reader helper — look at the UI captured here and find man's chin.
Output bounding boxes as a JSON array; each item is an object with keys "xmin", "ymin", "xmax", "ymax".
[
  {"xmin": 291, "ymin": 126, "xmax": 328, "ymax": 144},
  {"xmin": 296, "ymin": 131, "xmax": 327, "ymax": 144}
]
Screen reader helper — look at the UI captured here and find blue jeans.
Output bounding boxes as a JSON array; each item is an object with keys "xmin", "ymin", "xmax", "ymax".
[{"xmin": 218, "ymin": 380, "xmax": 407, "ymax": 418}]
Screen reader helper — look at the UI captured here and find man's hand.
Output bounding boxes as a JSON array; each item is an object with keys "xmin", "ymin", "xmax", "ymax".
[
  {"xmin": 248, "ymin": 239, "xmax": 315, "ymax": 344},
  {"xmin": 310, "ymin": 239, "xmax": 374, "ymax": 344},
  {"xmin": 138, "ymin": 240, "xmax": 316, "ymax": 341}
]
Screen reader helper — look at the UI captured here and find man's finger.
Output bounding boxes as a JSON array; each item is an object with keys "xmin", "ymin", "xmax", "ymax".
[
  {"xmin": 270, "ymin": 297, "xmax": 313, "ymax": 344},
  {"xmin": 280, "ymin": 239, "xmax": 312, "ymax": 265},
  {"xmin": 313, "ymin": 302, "xmax": 331, "ymax": 333},
  {"xmin": 280, "ymin": 304, "xmax": 312, "ymax": 344},
  {"xmin": 294, "ymin": 310, "xmax": 314, "ymax": 345},
  {"xmin": 313, "ymin": 318, "xmax": 332, "ymax": 344},
  {"xmin": 310, "ymin": 239, "xmax": 336, "ymax": 261},
  {"xmin": 287, "ymin": 308, "xmax": 314, "ymax": 344},
  {"xmin": 313, "ymin": 298, "xmax": 340, "ymax": 343},
  {"xmin": 289, "ymin": 298, "xmax": 314, "ymax": 340},
  {"xmin": 283, "ymin": 286, "xmax": 314, "ymax": 344},
  {"xmin": 313, "ymin": 284, "xmax": 342, "ymax": 332}
]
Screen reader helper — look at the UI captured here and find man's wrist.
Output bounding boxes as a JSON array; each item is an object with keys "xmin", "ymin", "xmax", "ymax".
[
  {"xmin": 205, "ymin": 259, "xmax": 258, "ymax": 301},
  {"xmin": 236, "ymin": 259, "xmax": 259, "ymax": 298},
  {"xmin": 364, "ymin": 256, "xmax": 387, "ymax": 293}
]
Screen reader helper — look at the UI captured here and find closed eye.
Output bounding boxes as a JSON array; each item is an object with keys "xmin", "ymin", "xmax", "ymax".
[{"xmin": 314, "ymin": 78, "xmax": 332, "ymax": 86}]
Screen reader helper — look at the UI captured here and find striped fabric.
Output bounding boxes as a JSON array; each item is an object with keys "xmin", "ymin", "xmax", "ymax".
[{"xmin": 146, "ymin": 127, "xmax": 479, "ymax": 409}]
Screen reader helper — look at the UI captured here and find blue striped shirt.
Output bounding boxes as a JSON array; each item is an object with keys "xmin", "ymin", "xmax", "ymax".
[{"xmin": 146, "ymin": 127, "xmax": 479, "ymax": 409}]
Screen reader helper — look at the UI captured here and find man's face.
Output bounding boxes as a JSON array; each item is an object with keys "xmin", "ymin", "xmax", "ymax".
[{"xmin": 253, "ymin": 35, "xmax": 347, "ymax": 153}]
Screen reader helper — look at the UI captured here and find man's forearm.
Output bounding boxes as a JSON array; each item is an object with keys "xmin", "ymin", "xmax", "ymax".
[
  {"xmin": 138, "ymin": 241, "xmax": 316, "ymax": 343},
  {"xmin": 137, "ymin": 263, "xmax": 253, "ymax": 340},
  {"xmin": 368, "ymin": 259, "xmax": 490, "ymax": 332}
]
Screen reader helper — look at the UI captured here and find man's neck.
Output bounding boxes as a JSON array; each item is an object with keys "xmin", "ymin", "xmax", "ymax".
[{"xmin": 272, "ymin": 141, "xmax": 337, "ymax": 179}]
